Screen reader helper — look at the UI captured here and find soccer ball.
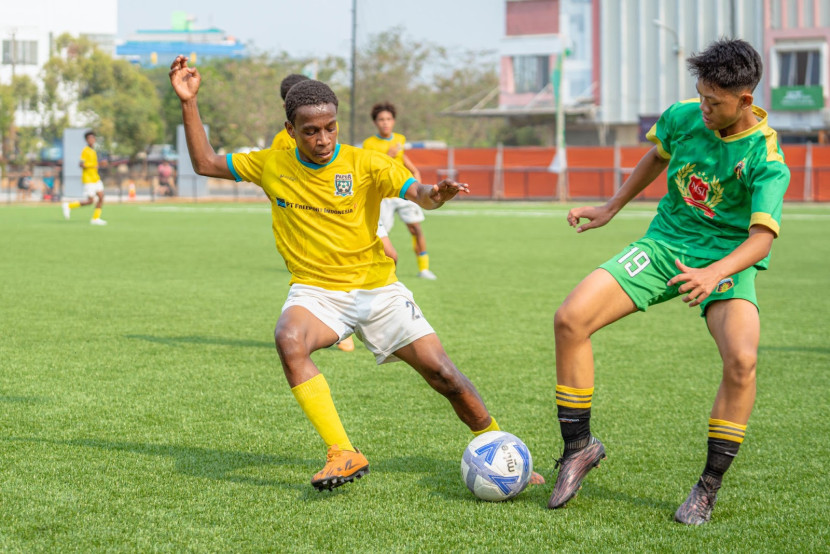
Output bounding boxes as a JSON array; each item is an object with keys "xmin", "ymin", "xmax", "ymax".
[{"xmin": 461, "ymin": 431, "xmax": 533, "ymax": 501}]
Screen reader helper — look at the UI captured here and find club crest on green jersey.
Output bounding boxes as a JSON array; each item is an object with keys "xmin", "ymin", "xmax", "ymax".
[
  {"xmin": 675, "ymin": 163, "xmax": 723, "ymax": 219},
  {"xmin": 734, "ymin": 159, "xmax": 745, "ymax": 182},
  {"xmin": 334, "ymin": 173, "xmax": 354, "ymax": 197}
]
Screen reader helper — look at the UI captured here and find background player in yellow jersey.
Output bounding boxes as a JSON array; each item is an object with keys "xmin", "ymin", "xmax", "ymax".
[
  {"xmin": 270, "ymin": 73, "xmax": 309, "ymax": 150},
  {"xmin": 62, "ymin": 130, "xmax": 107, "ymax": 225},
  {"xmin": 363, "ymin": 102, "xmax": 437, "ymax": 280},
  {"xmin": 168, "ymin": 55, "xmax": 542, "ymax": 491}
]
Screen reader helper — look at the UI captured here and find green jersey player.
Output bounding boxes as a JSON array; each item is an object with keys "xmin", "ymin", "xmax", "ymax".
[{"xmin": 547, "ymin": 38, "xmax": 790, "ymax": 525}]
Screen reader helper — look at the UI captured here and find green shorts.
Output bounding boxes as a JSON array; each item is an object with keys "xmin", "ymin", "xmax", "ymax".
[{"xmin": 599, "ymin": 237, "xmax": 758, "ymax": 317}]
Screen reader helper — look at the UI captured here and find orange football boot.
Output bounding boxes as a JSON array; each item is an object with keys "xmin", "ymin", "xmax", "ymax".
[
  {"xmin": 337, "ymin": 336, "xmax": 355, "ymax": 352},
  {"xmin": 311, "ymin": 444, "xmax": 370, "ymax": 491}
]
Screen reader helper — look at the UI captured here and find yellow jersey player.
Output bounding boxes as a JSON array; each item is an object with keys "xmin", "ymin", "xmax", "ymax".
[
  {"xmin": 168, "ymin": 55, "xmax": 543, "ymax": 491},
  {"xmin": 362, "ymin": 102, "xmax": 437, "ymax": 280},
  {"xmin": 270, "ymin": 73, "xmax": 309, "ymax": 150},
  {"xmin": 62, "ymin": 130, "xmax": 107, "ymax": 225}
]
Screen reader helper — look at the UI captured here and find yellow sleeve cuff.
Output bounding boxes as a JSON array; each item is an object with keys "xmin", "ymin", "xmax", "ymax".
[
  {"xmin": 645, "ymin": 125, "xmax": 671, "ymax": 159},
  {"xmin": 749, "ymin": 213, "xmax": 780, "ymax": 237}
]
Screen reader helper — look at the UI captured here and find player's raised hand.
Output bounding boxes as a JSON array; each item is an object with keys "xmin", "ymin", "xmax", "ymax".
[
  {"xmin": 567, "ymin": 204, "xmax": 614, "ymax": 233},
  {"xmin": 667, "ymin": 258, "xmax": 721, "ymax": 307},
  {"xmin": 169, "ymin": 55, "xmax": 201, "ymax": 102},
  {"xmin": 429, "ymin": 179, "xmax": 470, "ymax": 204}
]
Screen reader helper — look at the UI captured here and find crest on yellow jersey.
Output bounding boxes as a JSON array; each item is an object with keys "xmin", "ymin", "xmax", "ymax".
[{"xmin": 334, "ymin": 173, "xmax": 354, "ymax": 197}]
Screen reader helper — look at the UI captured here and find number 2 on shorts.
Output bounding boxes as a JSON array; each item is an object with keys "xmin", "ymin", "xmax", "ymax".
[
  {"xmin": 404, "ymin": 300, "xmax": 422, "ymax": 320},
  {"xmin": 617, "ymin": 246, "xmax": 651, "ymax": 277}
]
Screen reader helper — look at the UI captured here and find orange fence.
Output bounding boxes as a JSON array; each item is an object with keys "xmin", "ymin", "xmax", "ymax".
[{"xmin": 408, "ymin": 145, "xmax": 830, "ymax": 202}]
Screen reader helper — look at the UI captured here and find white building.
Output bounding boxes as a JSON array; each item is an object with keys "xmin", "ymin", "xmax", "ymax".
[{"xmin": 1, "ymin": 0, "xmax": 117, "ymax": 127}]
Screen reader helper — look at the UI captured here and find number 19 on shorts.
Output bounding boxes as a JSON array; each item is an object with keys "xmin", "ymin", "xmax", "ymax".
[{"xmin": 617, "ymin": 246, "xmax": 651, "ymax": 277}]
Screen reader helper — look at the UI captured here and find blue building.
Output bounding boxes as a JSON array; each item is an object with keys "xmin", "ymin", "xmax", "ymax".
[{"xmin": 117, "ymin": 18, "xmax": 247, "ymax": 67}]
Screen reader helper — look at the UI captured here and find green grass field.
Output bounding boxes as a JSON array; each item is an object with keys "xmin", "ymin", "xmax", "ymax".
[{"xmin": 1, "ymin": 201, "xmax": 828, "ymax": 552}]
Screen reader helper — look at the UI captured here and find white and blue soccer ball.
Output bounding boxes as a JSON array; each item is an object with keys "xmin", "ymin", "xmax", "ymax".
[{"xmin": 461, "ymin": 431, "xmax": 533, "ymax": 501}]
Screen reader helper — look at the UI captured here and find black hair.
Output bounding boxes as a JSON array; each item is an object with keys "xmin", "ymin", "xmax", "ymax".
[
  {"xmin": 84, "ymin": 130, "xmax": 96, "ymax": 139},
  {"xmin": 284, "ymin": 80, "xmax": 339, "ymax": 124},
  {"xmin": 371, "ymin": 101, "xmax": 396, "ymax": 121},
  {"xmin": 687, "ymin": 38, "xmax": 763, "ymax": 93},
  {"xmin": 280, "ymin": 73, "xmax": 310, "ymax": 101}
]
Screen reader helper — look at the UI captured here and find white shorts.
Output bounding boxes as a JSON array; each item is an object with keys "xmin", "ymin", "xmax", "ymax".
[
  {"xmin": 83, "ymin": 181, "xmax": 104, "ymax": 198},
  {"xmin": 380, "ymin": 197, "xmax": 425, "ymax": 231},
  {"xmin": 376, "ymin": 220, "xmax": 388, "ymax": 239},
  {"xmin": 282, "ymin": 282, "xmax": 435, "ymax": 364}
]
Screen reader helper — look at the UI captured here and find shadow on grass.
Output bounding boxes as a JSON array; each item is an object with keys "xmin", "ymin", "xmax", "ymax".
[
  {"xmin": 586, "ymin": 483, "xmax": 677, "ymax": 512},
  {"xmin": 125, "ymin": 334, "xmax": 273, "ymax": 349},
  {"xmin": 0, "ymin": 396, "xmax": 44, "ymax": 404},
  {"xmin": 5, "ymin": 436, "xmax": 319, "ymax": 492}
]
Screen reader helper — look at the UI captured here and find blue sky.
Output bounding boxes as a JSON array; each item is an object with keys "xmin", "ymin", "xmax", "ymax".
[{"xmin": 118, "ymin": 0, "xmax": 504, "ymax": 60}]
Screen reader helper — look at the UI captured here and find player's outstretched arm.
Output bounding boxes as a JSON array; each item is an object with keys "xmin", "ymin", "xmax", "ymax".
[
  {"xmin": 169, "ymin": 55, "xmax": 233, "ymax": 180},
  {"xmin": 668, "ymin": 226, "xmax": 775, "ymax": 307},
  {"xmin": 568, "ymin": 147, "xmax": 669, "ymax": 233},
  {"xmin": 404, "ymin": 179, "xmax": 469, "ymax": 209}
]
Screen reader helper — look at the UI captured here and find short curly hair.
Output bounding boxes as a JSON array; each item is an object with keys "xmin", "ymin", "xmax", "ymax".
[
  {"xmin": 284, "ymin": 80, "xmax": 339, "ymax": 124},
  {"xmin": 371, "ymin": 102, "xmax": 396, "ymax": 121},
  {"xmin": 687, "ymin": 38, "xmax": 763, "ymax": 93},
  {"xmin": 280, "ymin": 74, "xmax": 309, "ymax": 101}
]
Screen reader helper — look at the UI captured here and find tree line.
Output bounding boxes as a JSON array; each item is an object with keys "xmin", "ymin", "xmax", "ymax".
[{"xmin": 1, "ymin": 29, "xmax": 545, "ymax": 166}]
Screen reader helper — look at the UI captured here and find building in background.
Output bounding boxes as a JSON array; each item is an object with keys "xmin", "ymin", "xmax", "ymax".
[
  {"xmin": 116, "ymin": 12, "xmax": 247, "ymax": 68},
  {"xmin": 0, "ymin": 0, "xmax": 117, "ymax": 128},
  {"xmin": 764, "ymin": 0, "xmax": 829, "ymax": 143},
  {"xmin": 449, "ymin": 0, "xmax": 828, "ymax": 145}
]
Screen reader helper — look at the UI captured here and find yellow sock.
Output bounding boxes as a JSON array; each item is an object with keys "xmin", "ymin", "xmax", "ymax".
[
  {"xmin": 472, "ymin": 416, "xmax": 500, "ymax": 436},
  {"xmin": 92, "ymin": 208, "xmax": 102, "ymax": 220},
  {"xmin": 417, "ymin": 253, "xmax": 429, "ymax": 272},
  {"xmin": 69, "ymin": 201, "xmax": 81, "ymax": 209},
  {"xmin": 291, "ymin": 374, "xmax": 354, "ymax": 451}
]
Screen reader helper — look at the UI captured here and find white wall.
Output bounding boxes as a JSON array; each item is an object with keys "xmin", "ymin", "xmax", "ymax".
[{"xmin": 0, "ymin": 0, "xmax": 116, "ymax": 127}]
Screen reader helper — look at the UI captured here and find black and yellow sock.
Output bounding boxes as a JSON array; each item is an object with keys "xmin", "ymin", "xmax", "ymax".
[
  {"xmin": 472, "ymin": 416, "xmax": 499, "ymax": 436},
  {"xmin": 701, "ymin": 418, "xmax": 745, "ymax": 490},
  {"xmin": 556, "ymin": 384, "xmax": 593, "ymax": 453},
  {"xmin": 291, "ymin": 374, "xmax": 355, "ymax": 452}
]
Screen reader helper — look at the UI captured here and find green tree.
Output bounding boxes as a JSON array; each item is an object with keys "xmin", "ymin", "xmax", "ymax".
[
  {"xmin": 41, "ymin": 34, "xmax": 163, "ymax": 156},
  {"xmin": 0, "ymin": 75, "xmax": 38, "ymax": 162},
  {"xmin": 350, "ymin": 28, "xmax": 503, "ymax": 147}
]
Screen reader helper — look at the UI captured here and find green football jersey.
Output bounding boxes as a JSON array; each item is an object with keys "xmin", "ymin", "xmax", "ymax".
[{"xmin": 645, "ymin": 100, "xmax": 790, "ymax": 269}]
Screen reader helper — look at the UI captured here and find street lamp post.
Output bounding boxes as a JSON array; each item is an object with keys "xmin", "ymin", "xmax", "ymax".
[{"xmin": 653, "ymin": 19, "xmax": 684, "ymax": 101}]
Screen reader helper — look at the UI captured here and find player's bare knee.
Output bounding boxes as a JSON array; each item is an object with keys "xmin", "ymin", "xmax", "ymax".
[
  {"xmin": 427, "ymin": 362, "xmax": 465, "ymax": 397},
  {"xmin": 274, "ymin": 327, "xmax": 307, "ymax": 360},
  {"xmin": 554, "ymin": 304, "xmax": 586, "ymax": 342},
  {"xmin": 722, "ymin": 350, "xmax": 757, "ymax": 388}
]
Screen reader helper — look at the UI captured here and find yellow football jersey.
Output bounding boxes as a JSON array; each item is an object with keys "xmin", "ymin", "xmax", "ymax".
[
  {"xmin": 229, "ymin": 143, "xmax": 417, "ymax": 291},
  {"xmin": 80, "ymin": 146, "xmax": 100, "ymax": 184},
  {"xmin": 270, "ymin": 128, "xmax": 295, "ymax": 150},
  {"xmin": 362, "ymin": 133, "xmax": 406, "ymax": 164}
]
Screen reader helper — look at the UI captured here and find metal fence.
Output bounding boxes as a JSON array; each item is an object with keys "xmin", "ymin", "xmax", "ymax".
[{"xmin": 4, "ymin": 144, "xmax": 830, "ymax": 204}]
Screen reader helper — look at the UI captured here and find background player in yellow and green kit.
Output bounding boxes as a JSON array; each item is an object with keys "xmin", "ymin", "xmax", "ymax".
[
  {"xmin": 547, "ymin": 39, "xmax": 789, "ymax": 525},
  {"xmin": 62, "ymin": 130, "xmax": 107, "ymax": 225},
  {"xmin": 168, "ymin": 55, "xmax": 543, "ymax": 491},
  {"xmin": 363, "ymin": 102, "xmax": 437, "ymax": 280},
  {"xmin": 270, "ymin": 73, "xmax": 309, "ymax": 150}
]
